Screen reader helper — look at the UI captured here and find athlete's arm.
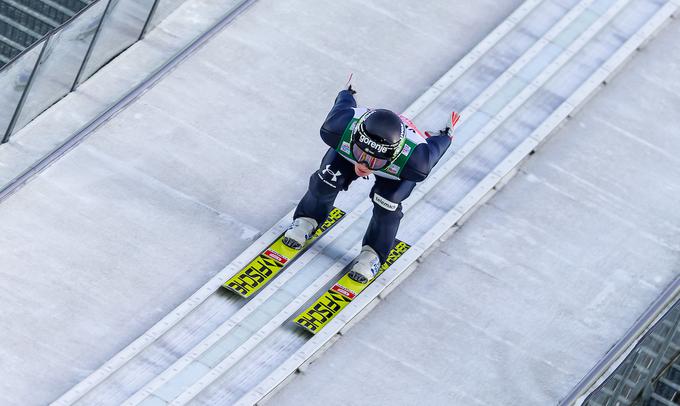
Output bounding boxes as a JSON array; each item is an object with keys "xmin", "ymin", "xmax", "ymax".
[
  {"xmin": 400, "ymin": 135, "xmax": 452, "ymax": 182},
  {"xmin": 320, "ymin": 90, "xmax": 357, "ymax": 148}
]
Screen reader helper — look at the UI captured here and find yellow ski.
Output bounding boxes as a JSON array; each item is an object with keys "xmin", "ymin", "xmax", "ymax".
[
  {"xmin": 294, "ymin": 240, "xmax": 411, "ymax": 334},
  {"xmin": 223, "ymin": 207, "xmax": 346, "ymax": 298}
]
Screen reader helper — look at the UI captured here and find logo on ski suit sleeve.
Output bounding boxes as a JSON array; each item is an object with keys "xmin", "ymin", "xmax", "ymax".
[
  {"xmin": 373, "ymin": 193, "xmax": 398, "ymax": 211},
  {"xmin": 318, "ymin": 165, "xmax": 343, "ymax": 188}
]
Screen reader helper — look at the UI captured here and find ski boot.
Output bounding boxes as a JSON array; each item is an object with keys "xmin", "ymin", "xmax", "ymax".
[
  {"xmin": 282, "ymin": 217, "xmax": 318, "ymax": 250},
  {"xmin": 347, "ymin": 245, "xmax": 381, "ymax": 284}
]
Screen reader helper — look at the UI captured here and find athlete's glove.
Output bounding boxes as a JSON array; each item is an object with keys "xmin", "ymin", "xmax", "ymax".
[
  {"xmin": 424, "ymin": 112, "xmax": 460, "ymax": 140},
  {"xmin": 446, "ymin": 111, "xmax": 460, "ymax": 139}
]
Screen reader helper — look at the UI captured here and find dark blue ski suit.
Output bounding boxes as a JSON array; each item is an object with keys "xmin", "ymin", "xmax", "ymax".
[{"xmin": 294, "ymin": 90, "xmax": 451, "ymax": 263}]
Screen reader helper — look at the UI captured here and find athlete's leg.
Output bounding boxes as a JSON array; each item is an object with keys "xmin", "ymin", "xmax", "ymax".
[
  {"xmin": 293, "ymin": 148, "xmax": 358, "ymax": 224},
  {"xmin": 362, "ymin": 178, "xmax": 417, "ymax": 263}
]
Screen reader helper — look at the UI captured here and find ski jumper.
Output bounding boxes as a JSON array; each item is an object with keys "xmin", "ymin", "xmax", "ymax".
[{"xmin": 293, "ymin": 90, "xmax": 451, "ymax": 263}]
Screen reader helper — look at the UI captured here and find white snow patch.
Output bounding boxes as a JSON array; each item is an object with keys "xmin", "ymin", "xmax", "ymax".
[
  {"xmin": 524, "ymin": 172, "xmax": 542, "ymax": 183},
  {"xmin": 594, "ymin": 116, "xmax": 680, "ymax": 165}
]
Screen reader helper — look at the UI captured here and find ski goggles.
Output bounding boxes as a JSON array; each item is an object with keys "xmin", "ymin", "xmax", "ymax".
[{"xmin": 351, "ymin": 143, "xmax": 390, "ymax": 170}]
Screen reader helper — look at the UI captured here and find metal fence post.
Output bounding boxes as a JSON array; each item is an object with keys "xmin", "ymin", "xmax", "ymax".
[
  {"xmin": 2, "ymin": 38, "xmax": 49, "ymax": 144},
  {"xmin": 648, "ymin": 310, "xmax": 680, "ymax": 377},
  {"xmin": 610, "ymin": 351, "xmax": 643, "ymax": 405},
  {"xmin": 70, "ymin": 0, "xmax": 115, "ymax": 92},
  {"xmin": 637, "ymin": 312, "xmax": 680, "ymax": 404},
  {"xmin": 140, "ymin": 0, "xmax": 161, "ymax": 40}
]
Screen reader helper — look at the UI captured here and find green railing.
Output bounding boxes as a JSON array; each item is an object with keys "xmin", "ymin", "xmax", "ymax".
[{"xmin": 0, "ymin": 0, "xmax": 185, "ymax": 144}]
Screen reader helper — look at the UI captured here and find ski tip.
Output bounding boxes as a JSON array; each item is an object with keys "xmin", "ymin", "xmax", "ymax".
[
  {"xmin": 345, "ymin": 72, "xmax": 354, "ymax": 90},
  {"xmin": 451, "ymin": 111, "xmax": 461, "ymax": 128},
  {"xmin": 447, "ymin": 111, "xmax": 461, "ymax": 141}
]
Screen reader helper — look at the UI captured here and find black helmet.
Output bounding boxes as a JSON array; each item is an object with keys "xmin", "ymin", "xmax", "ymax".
[{"xmin": 351, "ymin": 109, "xmax": 405, "ymax": 169}]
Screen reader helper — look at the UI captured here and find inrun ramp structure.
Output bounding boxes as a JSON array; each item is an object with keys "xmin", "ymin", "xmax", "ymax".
[
  {"xmin": 46, "ymin": 0, "xmax": 679, "ymax": 404},
  {"xmin": 0, "ymin": 0, "xmax": 677, "ymax": 405}
]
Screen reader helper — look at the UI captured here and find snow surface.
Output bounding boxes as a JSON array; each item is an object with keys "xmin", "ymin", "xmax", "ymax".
[
  {"xmin": 0, "ymin": 0, "xmax": 524, "ymax": 404},
  {"xmin": 267, "ymin": 17, "xmax": 680, "ymax": 406}
]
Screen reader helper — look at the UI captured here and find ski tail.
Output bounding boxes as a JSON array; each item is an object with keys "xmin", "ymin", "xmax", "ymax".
[
  {"xmin": 293, "ymin": 240, "xmax": 411, "ymax": 334},
  {"xmin": 223, "ymin": 207, "xmax": 346, "ymax": 298}
]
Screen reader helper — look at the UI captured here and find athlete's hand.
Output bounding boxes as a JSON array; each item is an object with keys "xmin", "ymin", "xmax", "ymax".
[
  {"xmin": 424, "ymin": 112, "xmax": 460, "ymax": 140},
  {"xmin": 345, "ymin": 73, "xmax": 356, "ymax": 94}
]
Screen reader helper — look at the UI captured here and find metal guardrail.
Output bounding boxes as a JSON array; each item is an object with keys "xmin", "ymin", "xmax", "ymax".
[
  {"xmin": 587, "ymin": 298, "xmax": 680, "ymax": 405},
  {"xmin": 561, "ymin": 276, "xmax": 680, "ymax": 405},
  {"xmin": 645, "ymin": 354, "xmax": 680, "ymax": 405},
  {"xmin": 0, "ymin": 0, "xmax": 255, "ymax": 206},
  {"xmin": 0, "ymin": 0, "xmax": 185, "ymax": 144}
]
